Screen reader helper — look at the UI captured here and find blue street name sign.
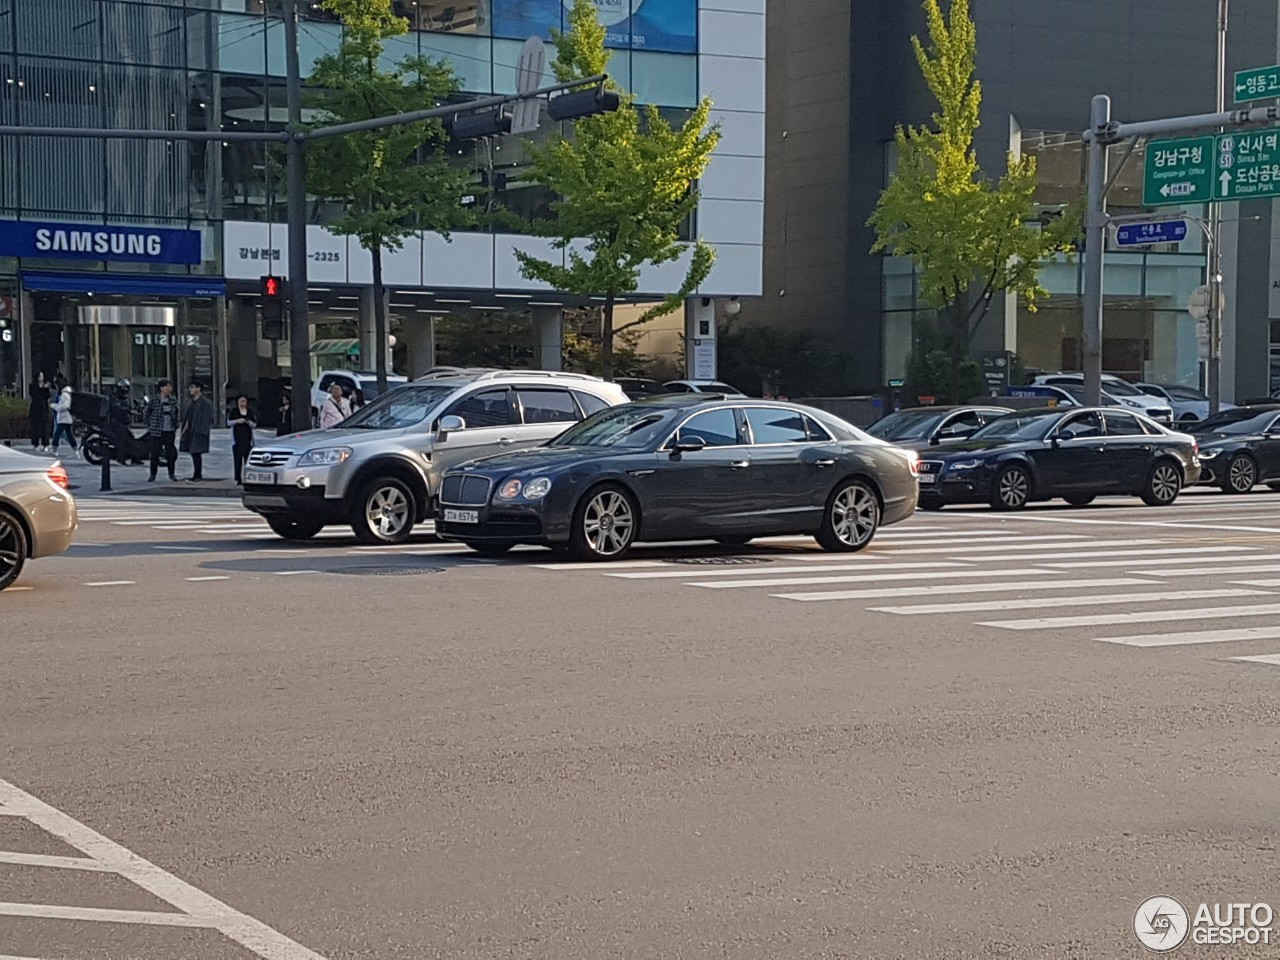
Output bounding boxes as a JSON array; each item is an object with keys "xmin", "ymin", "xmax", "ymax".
[{"xmin": 1115, "ymin": 220, "xmax": 1189, "ymax": 247}]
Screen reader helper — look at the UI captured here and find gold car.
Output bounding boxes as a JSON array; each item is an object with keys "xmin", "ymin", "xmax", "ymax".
[{"xmin": 0, "ymin": 445, "xmax": 77, "ymax": 590}]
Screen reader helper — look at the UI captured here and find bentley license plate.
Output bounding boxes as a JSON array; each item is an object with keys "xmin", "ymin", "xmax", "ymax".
[{"xmin": 443, "ymin": 508, "xmax": 478, "ymax": 523}]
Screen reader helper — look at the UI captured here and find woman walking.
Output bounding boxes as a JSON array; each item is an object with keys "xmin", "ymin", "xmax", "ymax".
[
  {"xmin": 228, "ymin": 395, "xmax": 256, "ymax": 485},
  {"xmin": 27, "ymin": 373, "xmax": 51, "ymax": 452},
  {"xmin": 277, "ymin": 391, "xmax": 294, "ymax": 437},
  {"xmin": 49, "ymin": 385, "xmax": 77, "ymax": 458}
]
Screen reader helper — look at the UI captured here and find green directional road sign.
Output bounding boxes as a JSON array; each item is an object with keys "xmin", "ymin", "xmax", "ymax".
[
  {"xmin": 1235, "ymin": 65, "xmax": 1280, "ymax": 103},
  {"xmin": 1142, "ymin": 136, "xmax": 1216, "ymax": 206},
  {"xmin": 1214, "ymin": 130, "xmax": 1280, "ymax": 200}
]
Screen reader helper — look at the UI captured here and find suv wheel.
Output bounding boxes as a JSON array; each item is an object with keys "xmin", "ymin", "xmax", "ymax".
[
  {"xmin": 0, "ymin": 508, "xmax": 28, "ymax": 591},
  {"xmin": 266, "ymin": 517, "xmax": 324, "ymax": 541},
  {"xmin": 352, "ymin": 476, "xmax": 416, "ymax": 544}
]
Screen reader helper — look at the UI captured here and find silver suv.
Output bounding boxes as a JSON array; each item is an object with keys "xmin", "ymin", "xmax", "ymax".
[{"xmin": 241, "ymin": 370, "xmax": 629, "ymax": 543}]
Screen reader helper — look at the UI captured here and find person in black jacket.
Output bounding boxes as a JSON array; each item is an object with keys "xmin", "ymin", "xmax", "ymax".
[
  {"xmin": 228, "ymin": 395, "xmax": 256, "ymax": 485},
  {"xmin": 27, "ymin": 372, "xmax": 50, "ymax": 451}
]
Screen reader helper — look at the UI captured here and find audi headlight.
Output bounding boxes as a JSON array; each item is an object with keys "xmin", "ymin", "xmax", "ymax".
[
  {"xmin": 523, "ymin": 477, "xmax": 552, "ymax": 500},
  {"xmin": 1199, "ymin": 448, "xmax": 1220, "ymax": 460},
  {"xmin": 297, "ymin": 446, "xmax": 352, "ymax": 466},
  {"xmin": 949, "ymin": 459, "xmax": 985, "ymax": 471}
]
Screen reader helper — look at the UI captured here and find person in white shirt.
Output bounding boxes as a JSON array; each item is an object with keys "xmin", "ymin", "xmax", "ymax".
[
  {"xmin": 50, "ymin": 386, "xmax": 78, "ymax": 458},
  {"xmin": 318, "ymin": 382, "xmax": 352, "ymax": 429}
]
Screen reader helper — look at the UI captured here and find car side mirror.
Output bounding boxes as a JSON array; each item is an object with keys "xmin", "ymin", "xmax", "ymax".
[
  {"xmin": 1049, "ymin": 434, "xmax": 1062, "ymax": 448},
  {"xmin": 670, "ymin": 435, "xmax": 706, "ymax": 457},
  {"xmin": 437, "ymin": 415, "xmax": 465, "ymax": 440}
]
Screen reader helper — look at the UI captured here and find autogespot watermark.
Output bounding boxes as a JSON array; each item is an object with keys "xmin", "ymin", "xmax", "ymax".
[{"xmin": 1134, "ymin": 896, "xmax": 1275, "ymax": 951}]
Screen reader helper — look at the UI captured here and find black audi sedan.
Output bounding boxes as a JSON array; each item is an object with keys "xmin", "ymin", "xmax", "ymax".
[
  {"xmin": 866, "ymin": 405, "xmax": 1013, "ymax": 451},
  {"xmin": 916, "ymin": 406, "xmax": 1199, "ymax": 510},
  {"xmin": 435, "ymin": 396, "xmax": 920, "ymax": 560},
  {"xmin": 1191, "ymin": 404, "xmax": 1280, "ymax": 493}
]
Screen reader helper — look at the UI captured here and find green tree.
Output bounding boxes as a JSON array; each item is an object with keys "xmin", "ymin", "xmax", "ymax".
[
  {"xmin": 515, "ymin": 0, "xmax": 721, "ymax": 380},
  {"xmin": 305, "ymin": 0, "xmax": 473, "ymax": 392},
  {"xmin": 867, "ymin": 0, "xmax": 1077, "ymax": 399}
]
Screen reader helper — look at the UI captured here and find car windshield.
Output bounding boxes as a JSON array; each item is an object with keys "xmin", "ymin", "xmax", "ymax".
[
  {"xmin": 549, "ymin": 406, "xmax": 673, "ymax": 448},
  {"xmin": 865, "ymin": 410, "xmax": 945, "ymax": 440},
  {"xmin": 970, "ymin": 412, "xmax": 1058, "ymax": 441},
  {"xmin": 1102, "ymin": 378, "xmax": 1143, "ymax": 397},
  {"xmin": 357, "ymin": 378, "xmax": 401, "ymax": 402},
  {"xmin": 1196, "ymin": 410, "xmax": 1280, "ymax": 436},
  {"xmin": 341, "ymin": 384, "xmax": 456, "ymax": 430}
]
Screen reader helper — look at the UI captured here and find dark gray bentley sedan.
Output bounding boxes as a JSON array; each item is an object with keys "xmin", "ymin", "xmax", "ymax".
[{"xmin": 435, "ymin": 395, "xmax": 920, "ymax": 560}]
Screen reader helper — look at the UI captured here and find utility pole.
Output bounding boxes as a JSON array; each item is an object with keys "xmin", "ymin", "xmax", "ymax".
[
  {"xmin": 282, "ymin": 0, "xmax": 312, "ymax": 432},
  {"xmin": 1081, "ymin": 95, "xmax": 1111, "ymax": 406},
  {"xmin": 1207, "ymin": 0, "xmax": 1229, "ymax": 414}
]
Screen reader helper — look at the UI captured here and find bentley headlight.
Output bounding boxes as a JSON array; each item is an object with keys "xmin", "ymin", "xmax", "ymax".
[{"xmin": 523, "ymin": 477, "xmax": 552, "ymax": 500}]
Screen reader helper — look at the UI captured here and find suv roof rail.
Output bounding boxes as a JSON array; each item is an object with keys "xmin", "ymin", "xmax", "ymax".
[{"xmin": 413, "ymin": 367, "xmax": 608, "ymax": 384}]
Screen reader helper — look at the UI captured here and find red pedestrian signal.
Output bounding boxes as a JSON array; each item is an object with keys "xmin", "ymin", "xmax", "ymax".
[
  {"xmin": 260, "ymin": 275, "xmax": 285, "ymax": 340},
  {"xmin": 262, "ymin": 275, "xmax": 282, "ymax": 299}
]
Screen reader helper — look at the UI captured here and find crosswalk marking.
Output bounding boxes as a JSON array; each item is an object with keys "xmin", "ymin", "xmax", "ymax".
[
  {"xmin": 1148, "ymin": 563, "xmax": 1280, "ymax": 577},
  {"xmin": 1045, "ymin": 552, "xmax": 1259, "ymax": 569},
  {"xmin": 868, "ymin": 588, "xmax": 1268, "ymax": 616},
  {"xmin": 610, "ymin": 560, "xmax": 970, "ymax": 581},
  {"xmin": 771, "ymin": 577, "xmax": 1160, "ymax": 602},
  {"xmin": 980, "ymin": 603, "xmax": 1280, "ymax": 631},
  {"xmin": 692, "ymin": 568, "xmax": 1061, "ymax": 589},
  {"xmin": 874, "ymin": 537, "xmax": 1167, "ymax": 556},
  {"xmin": 972, "ymin": 545, "xmax": 1251, "ymax": 563},
  {"xmin": 1097, "ymin": 627, "xmax": 1280, "ymax": 648},
  {"xmin": 1228, "ymin": 653, "xmax": 1280, "ymax": 665}
]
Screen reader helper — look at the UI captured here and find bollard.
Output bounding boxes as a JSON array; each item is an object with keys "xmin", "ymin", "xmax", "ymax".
[{"xmin": 99, "ymin": 444, "xmax": 111, "ymax": 492}]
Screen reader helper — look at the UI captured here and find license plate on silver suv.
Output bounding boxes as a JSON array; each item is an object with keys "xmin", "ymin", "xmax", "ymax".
[
  {"xmin": 443, "ymin": 508, "xmax": 478, "ymax": 523},
  {"xmin": 244, "ymin": 470, "xmax": 276, "ymax": 485}
]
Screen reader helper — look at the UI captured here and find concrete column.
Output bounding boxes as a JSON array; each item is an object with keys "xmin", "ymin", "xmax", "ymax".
[
  {"xmin": 359, "ymin": 285, "xmax": 376, "ymax": 370},
  {"xmin": 684, "ymin": 296, "xmax": 717, "ymax": 380},
  {"xmin": 532, "ymin": 305, "xmax": 563, "ymax": 371},
  {"xmin": 18, "ymin": 287, "xmax": 33, "ymax": 393},
  {"xmin": 402, "ymin": 316, "xmax": 436, "ymax": 377}
]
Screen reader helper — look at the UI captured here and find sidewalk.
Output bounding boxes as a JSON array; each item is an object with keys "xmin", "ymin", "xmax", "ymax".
[{"xmin": 7, "ymin": 428, "xmax": 244, "ymax": 499}]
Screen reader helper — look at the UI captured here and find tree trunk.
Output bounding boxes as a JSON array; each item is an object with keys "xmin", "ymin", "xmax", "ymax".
[
  {"xmin": 600, "ymin": 293, "xmax": 615, "ymax": 381},
  {"xmin": 371, "ymin": 241, "xmax": 388, "ymax": 394}
]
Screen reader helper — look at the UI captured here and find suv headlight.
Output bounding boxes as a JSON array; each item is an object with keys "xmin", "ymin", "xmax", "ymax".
[
  {"xmin": 298, "ymin": 446, "xmax": 352, "ymax": 466},
  {"xmin": 949, "ymin": 459, "xmax": 985, "ymax": 471},
  {"xmin": 523, "ymin": 477, "xmax": 552, "ymax": 500}
]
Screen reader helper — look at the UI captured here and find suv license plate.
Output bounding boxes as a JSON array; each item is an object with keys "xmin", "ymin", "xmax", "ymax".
[
  {"xmin": 443, "ymin": 508, "xmax": 478, "ymax": 523},
  {"xmin": 244, "ymin": 470, "xmax": 276, "ymax": 485}
]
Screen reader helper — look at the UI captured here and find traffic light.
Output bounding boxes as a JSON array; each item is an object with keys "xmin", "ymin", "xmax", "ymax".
[
  {"xmin": 450, "ymin": 109, "xmax": 513, "ymax": 140},
  {"xmin": 261, "ymin": 275, "xmax": 285, "ymax": 340},
  {"xmin": 548, "ymin": 88, "xmax": 621, "ymax": 122}
]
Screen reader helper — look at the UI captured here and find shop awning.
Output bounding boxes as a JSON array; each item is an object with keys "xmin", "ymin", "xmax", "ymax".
[
  {"xmin": 311, "ymin": 338, "xmax": 361, "ymax": 358},
  {"xmin": 21, "ymin": 272, "xmax": 226, "ymax": 298}
]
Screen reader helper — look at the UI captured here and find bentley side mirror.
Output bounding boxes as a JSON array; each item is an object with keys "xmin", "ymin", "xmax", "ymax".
[
  {"xmin": 1049, "ymin": 434, "xmax": 1062, "ymax": 448},
  {"xmin": 437, "ymin": 415, "xmax": 465, "ymax": 440},
  {"xmin": 670, "ymin": 435, "xmax": 706, "ymax": 457}
]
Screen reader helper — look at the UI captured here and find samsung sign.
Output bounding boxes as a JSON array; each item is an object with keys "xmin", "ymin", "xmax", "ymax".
[{"xmin": 0, "ymin": 220, "xmax": 202, "ymax": 265}]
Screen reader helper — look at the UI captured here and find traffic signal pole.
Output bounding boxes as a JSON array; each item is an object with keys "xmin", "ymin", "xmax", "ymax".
[{"xmin": 282, "ymin": 0, "xmax": 312, "ymax": 434}]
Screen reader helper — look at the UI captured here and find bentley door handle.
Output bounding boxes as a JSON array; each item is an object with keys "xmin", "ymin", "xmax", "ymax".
[
  {"xmin": 497, "ymin": 437, "xmax": 514, "ymax": 445},
  {"xmin": 729, "ymin": 460, "xmax": 750, "ymax": 469},
  {"xmin": 814, "ymin": 458, "xmax": 836, "ymax": 467}
]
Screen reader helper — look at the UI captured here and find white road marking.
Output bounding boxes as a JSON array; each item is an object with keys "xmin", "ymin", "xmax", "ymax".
[
  {"xmin": 1156, "ymin": 563, "xmax": 1280, "ymax": 577},
  {"xmin": 1045, "ymin": 554, "xmax": 1264, "ymax": 569},
  {"xmin": 83, "ymin": 581, "xmax": 135, "ymax": 587},
  {"xmin": 272, "ymin": 570, "xmax": 321, "ymax": 576},
  {"xmin": 0, "ymin": 777, "xmax": 330, "ymax": 959},
  {"xmin": 0, "ymin": 850, "xmax": 111, "ymax": 872},
  {"xmin": 611, "ymin": 560, "xmax": 970, "ymax": 580},
  {"xmin": 0, "ymin": 902, "xmax": 208, "ymax": 927},
  {"xmin": 981, "ymin": 603, "xmax": 1280, "ymax": 631},
  {"xmin": 874, "ymin": 537, "xmax": 1167, "ymax": 556},
  {"xmin": 1097, "ymin": 627, "xmax": 1280, "ymax": 648},
  {"xmin": 186, "ymin": 576, "xmax": 231, "ymax": 582},
  {"xmin": 961, "ymin": 545, "xmax": 1251, "ymax": 563},
  {"xmin": 772, "ymin": 577, "xmax": 1159, "ymax": 602},
  {"xmin": 2, "ymin": 586, "xmax": 33, "ymax": 593},
  {"xmin": 1232, "ymin": 579, "xmax": 1280, "ymax": 586},
  {"xmin": 152, "ymin": 545, "xmax": 208, "ymax": 552},
  {"xmin": 693, "ymin": 568, "xmax": 1060, "ymax": 589},
  {"xmin": 1228, "ymin": 653, "xmax": 1280, "ymax": 665},
  {"xmin": 1000, "ymin": 515, "xmax": 1280, "ymax": 535},
  {"xmin": 869, "ymin": 588, "xmax": 1268, "ymax": 616}
]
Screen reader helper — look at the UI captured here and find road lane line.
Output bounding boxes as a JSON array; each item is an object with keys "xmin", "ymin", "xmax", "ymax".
[
  {"xmin": 1232, "ymin": 579, "xmax": 1280, "ymax": 586},
  {"xmin": 870, "ymin": 588, "xmax": 1268, "ymax": 616},
  {"xmin": 772, "ymin": 577, "xmax": 1159, "ymax": 601},
  {"xmin": 980, "ymin": 603, "xmax": 1280, "ymax": 631},
  {"xmin": 186, "ymin": 576, "xmax": 231, "ymax": 582},
  {"xmin": 0, "ymin": 777, "xmax": 331, "ymax": 959},
  {"xmin": 0, "ymin": 902, "xmax": 208, "ymax": 926},
  {"xmin": 153, "ymin": 545, "xmax": 209, "ymax": 552},
  {"xmin": 1155, "ymin": 564, "xmax": 1280, "ymax": 577},
  {"xmin": 1228, "ymin": 653, "xmax": 1280, "ymax": 665},
  {"xmin": 1097, "ymin": 627, "xmax": 1280, "ymax": 648},
  {"xmin": 875, "ymin": 537, "xmax": 1166, "ymax": 555},
  {"xmin": 83, "ymin": 581, "xmax": 135, "ymax": 587},
  {"xmin": 0, "ymin": 850, "xmax": 112, "ymax": 872},
  {"xmin": 611, "ymin": 560, "xmax": 970, "ymax": 580},
  {"xmin": 1045, "ymin": 554, "xmax": 1266, "ymax": 569},
  {"xmin": 272, "ymin": 570, "xmax": 321, "ymax": 576},
  {"xmin": 693, "ymin": 568, "xmax": 1061, "ymax": 589},
  {"xmin": 994, "ymin": 515, "xmax": 1280, "ymax": 534},
  {"xmin": 1015, "ymin": 545, "xmax": 1254, "ymax": 562},
  {"xmin": 2, "ymin": 586, "xmax": 32, "ymax": 593}
]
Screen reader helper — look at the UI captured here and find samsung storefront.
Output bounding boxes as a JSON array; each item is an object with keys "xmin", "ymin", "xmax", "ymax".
[{"xmin": 0, "ymin": 219, "xmax": 225, "ymax": 405}]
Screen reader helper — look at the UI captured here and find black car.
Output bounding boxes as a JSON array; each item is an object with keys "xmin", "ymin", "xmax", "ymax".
[
  {"xmin": 865, "ymin": 405, "xmax": 1013, "ymax": 451},
  {"xmin": 612, "ymin": 377, "xmax": 669, "ymax": 401},
  {"xmin": 1192, "ymin": 404, "xmax": 1280, "ymax": 493},
  {"xmin": 917, "ymin": 406, "xmax": 1199, "ymax": 510},
  {"xmin": 435, "ymin": 396, "xmax": 920, "ymax": 560}
]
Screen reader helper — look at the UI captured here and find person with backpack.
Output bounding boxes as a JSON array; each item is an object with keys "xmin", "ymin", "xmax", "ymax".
[{"xmin": 49, "ymin": 385, "xmax": 77, "ymax": 458}]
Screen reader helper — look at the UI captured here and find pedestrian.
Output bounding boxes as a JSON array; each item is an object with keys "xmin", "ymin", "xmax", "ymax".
[
  {"xmin": 318, "ymin": 381, "xmax": 351, "ymax": 429},
  {"xmin": 180, "ymin": 380, "xmax": 213, "ymax": 482},
  {"xmin": 228, "ymin": 395, "xmax": 256, "ymax": 485},
  {"xmin": 27, "ymin": 372, "xmax": 51, "ymax": 452},
  {"xmin": 144, "ymin": 379, "xmax": 179, "ymax": 483},
  {"xmin": 49, "ymin": 385, "xmax": 77, "ymax": 458},
  {"xmin": 277, "ymin": 391, "xmax": 294, "ymax": 437}
]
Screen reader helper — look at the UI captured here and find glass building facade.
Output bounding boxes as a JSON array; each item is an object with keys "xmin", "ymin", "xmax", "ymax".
[{"xmin": 0, "ymin": 0, "xmax": 700, "ymax": 405}]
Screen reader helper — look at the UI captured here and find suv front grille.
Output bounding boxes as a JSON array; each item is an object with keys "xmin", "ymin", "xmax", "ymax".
[
  {"xmin": 248, "ymin": 449, "xmax": 292, "ymax": 467},
  {"xmin": 441, "ymin": 474, "xmax": 492, "ymax": 506}
]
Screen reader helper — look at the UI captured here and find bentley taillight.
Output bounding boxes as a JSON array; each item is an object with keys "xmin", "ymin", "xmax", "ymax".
[{"xmin": 47, "ymin": 464, "xmax": 70, "ymax": 489}]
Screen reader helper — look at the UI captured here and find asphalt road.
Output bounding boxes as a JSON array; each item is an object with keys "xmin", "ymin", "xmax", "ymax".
[{"xmin": 4, "ymin": 490, "xmax": 1280, "ymax": 958}]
